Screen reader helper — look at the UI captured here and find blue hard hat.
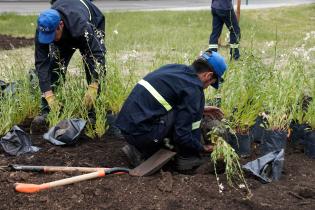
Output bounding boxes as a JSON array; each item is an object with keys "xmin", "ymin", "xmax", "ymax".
[
  {"xmin": 200, "ymin": 51, "xmax": 228, "ymax": 89},
  {"xmin": 37, "ymin": 9, "xmax": 60, "ymax": 44}
]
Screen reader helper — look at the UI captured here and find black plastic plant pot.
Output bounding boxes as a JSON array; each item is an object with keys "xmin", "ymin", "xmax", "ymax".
[
  {"xmin": 304, "ymin": 130, "xmax": 315, "ymax": 159},
  {"xmin": 228, "ymin": 134, "xmax": 251, "ymax": 157},
  {"xmin": 249, "ymin": 116, "xmax": 267, "ymax": 143},
  {"xmin": 260, "ymin": 130, "xmax": 287, "ymax": 155},
  {"xmin": 289, "ymin": 122, "xmax": 310, "ymax": 145}
]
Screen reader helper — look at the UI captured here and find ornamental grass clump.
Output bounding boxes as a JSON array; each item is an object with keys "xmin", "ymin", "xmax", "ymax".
[
  {"xmin": 0, "ymin": 59, "xmax": 40, "ymax": 135},
  {"xmin": 220, "ymin": 52, "xmax": 267, "ymax": 133}
]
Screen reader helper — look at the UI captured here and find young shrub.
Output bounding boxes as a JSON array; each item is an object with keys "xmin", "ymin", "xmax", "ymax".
[{"xmin": 208, "ymin": 121, "xmax": 251, "ymax": 198}]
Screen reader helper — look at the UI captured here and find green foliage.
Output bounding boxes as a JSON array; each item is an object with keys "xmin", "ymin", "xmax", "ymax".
[
  {"xmin": 209, "ymin": 122, "xmax": 251, "ymax": 198},
  {"xmin": 0, "ymin": 5, "xmax": 314, "ymax": 137},
  {"xmin": 0, "ymin": 61, "xmax": 40, "ymax": 135}
]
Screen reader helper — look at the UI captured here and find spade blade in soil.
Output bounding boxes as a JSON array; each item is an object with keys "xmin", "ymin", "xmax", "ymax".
[{"xmin": 129, "ymin": 149, "xmax": 176, "ymax": 177}]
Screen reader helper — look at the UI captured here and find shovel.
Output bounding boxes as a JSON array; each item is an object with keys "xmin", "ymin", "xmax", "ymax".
[{"xmin": 12, "ymin": 149, "xmax": 176, "ymax": 193}]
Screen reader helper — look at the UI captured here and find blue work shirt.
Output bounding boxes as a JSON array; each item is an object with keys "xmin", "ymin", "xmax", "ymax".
[
  {"xmin": 116, "ymin": 64, "xmax": 205, "ymax": 153},
  {"xmin": 211, "ymin": 0, "xmax": 233, "ymax": 10}
]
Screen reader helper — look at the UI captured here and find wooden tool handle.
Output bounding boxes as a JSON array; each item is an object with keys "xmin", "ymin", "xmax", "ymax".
[
  {"xmin": 236, "ymin": 0, "xmax": 241, "ymax": 22},
  {"xmin": 14, "ymin": 170, "xmax": 106, "ymax": 193},
  {"xmin": 11, "ymin": 164, "xmax": 109, "ymax": 173}
]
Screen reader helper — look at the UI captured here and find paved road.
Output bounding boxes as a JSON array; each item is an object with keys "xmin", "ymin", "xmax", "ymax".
[{"xmin": 0, "ymin": 0, "xmax": 314, "ymax": 14}]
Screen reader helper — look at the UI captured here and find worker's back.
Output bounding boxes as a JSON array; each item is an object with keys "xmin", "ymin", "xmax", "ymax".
[
  {"xmin": 115, "ymin": 64, "xmax": 205, "ymax": 136},
  {"xmin": 52, "ymin": 0, "xmax": 105, "ymax": 37}
]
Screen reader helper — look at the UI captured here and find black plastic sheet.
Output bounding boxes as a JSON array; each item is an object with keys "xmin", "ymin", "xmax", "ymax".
[
  {"xmin": 43, "ymin": 119, "xmax": 86, "ymax": 145},
  {"xmin": 0, "ymin": 126, "xmax": 40, "ymax": 156},
  {"xmin": 243, "ymin": 149, "xmax": 285, "ymax": 183}
]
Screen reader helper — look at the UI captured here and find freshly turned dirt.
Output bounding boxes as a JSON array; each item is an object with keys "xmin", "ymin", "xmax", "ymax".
[
  {"xmin": 0, "ymin": 121, "xmax": 314, "ymax": 210},
  {"xmin": 0, "ymin": 34, "xmax": 34, "ymax": 50}
]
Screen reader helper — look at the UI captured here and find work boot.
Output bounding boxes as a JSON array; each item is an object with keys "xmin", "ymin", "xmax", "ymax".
[
  {"xmin": 121, "ymin": 144, "xmax": 144, "ymax": 167},
  {"xmin": 174, "ymin": 155, "xmax": 207, "ymax": 172},
  {"xmin": 30, "ymin": 113, "xmax": 48, "ymax": 134}
]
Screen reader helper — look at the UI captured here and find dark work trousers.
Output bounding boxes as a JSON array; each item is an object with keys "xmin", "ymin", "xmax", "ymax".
[
  {"xmin": 40, "ymin": 45, "xmax": 75, "ymax": 114},
  {"xmin": 209, "ymin": 8, "xmax": 241, "ymax": 60},
  {"xmin": 40, "ymin": 45, "xmax": 104, "ymax": 115},
  {"xmin": 123, "ymin": 111, "xmax": 175, "ymax": 159},
  {"xmin": 123, "ymin": 110, "xmax": 201, "ymax": 159}
]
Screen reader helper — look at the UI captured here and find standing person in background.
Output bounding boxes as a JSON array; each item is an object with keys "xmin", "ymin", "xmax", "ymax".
[
  {"xmin": 209, "ymin": 0, "xmax": 241, "ymax": 60},
  {"xmin": 32, "ymin": 0, "xmax": 106, "ymax": 126}
]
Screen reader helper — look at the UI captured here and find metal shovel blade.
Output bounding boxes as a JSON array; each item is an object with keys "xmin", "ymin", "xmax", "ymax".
[{"xmin": 129, "ymin": 149, "xmax": 176, "ymax": 177}]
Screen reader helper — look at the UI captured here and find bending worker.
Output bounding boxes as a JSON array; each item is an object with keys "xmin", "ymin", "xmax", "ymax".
[
  {"xmin": 209, "ymin": 0, "xmax": 241, "ymax": 60},
  {"xmin": 116, "ymin": 51, "xmax": 228, "ymax": 171},
  {"xmin": 32, "ymin": 0, "xmax": 106, "ymax": 125}
]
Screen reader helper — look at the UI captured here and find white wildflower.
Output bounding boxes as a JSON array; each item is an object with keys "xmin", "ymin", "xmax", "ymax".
[
  {"xmin": 113, "ymin": 30, "xmax": 118, "ymax": 35},
  {"xmin": 261, "ymin": 50, "xmax": 265, "ymax": 54},
  {"xmin": 184, "ymin": 53, "xmax": 189, "ymax": 64},
  {"xmin": 266, "ymin": 41, "xmax": 274, "ymax": 47},
  {"xmin": 239, "ymin": 184, "xmax": 245, "ymax": 189},
  {"xmin": 219, "ymin": 183, "xmax": 224, "ymax": 193},
  {"xmin": 84, "ymin": 30, "xmax": 89, "ymax": 41},
  {"xmin": 304, "ymin": 33, "xmax": 310, "ymax": 41}
]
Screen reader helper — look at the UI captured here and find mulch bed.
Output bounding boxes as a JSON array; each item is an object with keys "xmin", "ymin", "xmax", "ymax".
[
  {"xmin": 0, "ymin": 34, "xmax": 34, "ymax": 50},
  {"xmin": 0, "ymin": 120, "xmax": 314, "ymax": 210}
]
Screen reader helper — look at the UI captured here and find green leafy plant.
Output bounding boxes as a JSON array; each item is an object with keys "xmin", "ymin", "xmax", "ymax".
[{"xmin": 208, "ymin": 121, "xmax": 251, "ymax": 198}]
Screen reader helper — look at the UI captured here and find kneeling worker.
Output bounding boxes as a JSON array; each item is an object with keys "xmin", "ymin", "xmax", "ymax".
[{"xmin": 115, "ymin": 51, "xmax": 227, "ymax": 171}]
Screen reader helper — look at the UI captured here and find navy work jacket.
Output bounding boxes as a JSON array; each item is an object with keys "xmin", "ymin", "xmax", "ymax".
[
  {"xmin": 116, "ymin": 64, "xmax": 205, "ymax": 153},
  {"xmin": 211, "ymin": 0, "xmax": 233, "ymax": 10},
  {"xmin": 35, "ymin": 0, "xmax": 105, "ymax": 92}
]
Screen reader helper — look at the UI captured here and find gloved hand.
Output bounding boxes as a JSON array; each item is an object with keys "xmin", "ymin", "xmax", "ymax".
[
  {"xmin": 45, "ymin": 92, "xmax": 61, "ymax": 111},
  {"xmin": 83, "ymin": 82, "xmax": 99, "ymax": 110}
]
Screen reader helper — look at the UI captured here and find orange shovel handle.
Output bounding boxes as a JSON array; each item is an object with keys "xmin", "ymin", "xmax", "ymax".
[{"xmin": 14, "ymin": 170, "xmax": 105, "ymax": 193}]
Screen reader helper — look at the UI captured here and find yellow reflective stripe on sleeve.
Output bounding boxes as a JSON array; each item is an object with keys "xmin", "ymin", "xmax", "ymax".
[
  {"xmin": 80, "ymin": 0, "xmax": 92, "ymax": 21},
  {"xmin": 208, "ymin": 44, "xmax": 219, "ymax": 49},
  {"xmin": 138, "ymin": 79, "xmax": 172, "ymax": 111},
  {"xmin": 230, "ymin": 44, "xmax": 239, "ymax": 49},
  {"xmin": 192, "ymin": 120, "xmax": 201, "ymax": 130}
]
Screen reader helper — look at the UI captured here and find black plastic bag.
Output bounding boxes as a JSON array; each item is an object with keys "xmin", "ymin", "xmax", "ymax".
[
  {"xmin": 243, "ymin": 149, "xmax": 285, "ymax": 183},
  {"xmin": 43, "ymin": 119, "xmax": 86, "ymax": 146},
  {"xmin": 260, "ymin": 130, "xmax": 287, "ymax": 155},
  {"xmin": 0, "ymin": 126, "xmax": 40, "ymax": 156}
]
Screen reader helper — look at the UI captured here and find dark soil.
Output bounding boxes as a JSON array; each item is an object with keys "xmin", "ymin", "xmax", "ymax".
[
  {"xmin": 0, "ymin": 121, "xmax": 315, "ymax": 210},
  {"xmin": 0, "ymin": 34, "xmax": 34, "ymax": 50}
]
